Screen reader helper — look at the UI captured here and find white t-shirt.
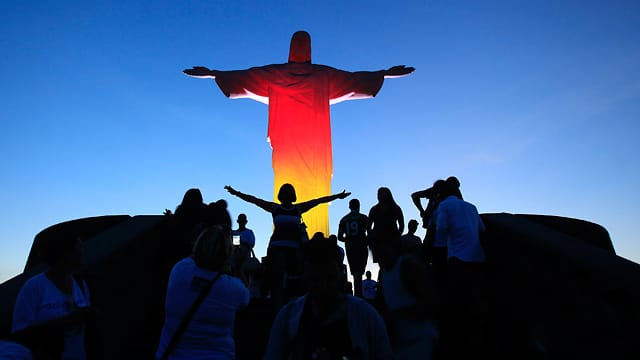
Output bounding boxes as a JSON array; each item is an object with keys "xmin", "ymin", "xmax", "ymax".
[
  {"xmin": 12, "ymin": 272, "xmax": 90, "ymax": 360},
  {"xmin": 156, "ymin": 257, "xmax": 250, "ymax": 360},
  {"xmin": 435, "ymin": 196, "xmax": 486, "ymax": 262}
]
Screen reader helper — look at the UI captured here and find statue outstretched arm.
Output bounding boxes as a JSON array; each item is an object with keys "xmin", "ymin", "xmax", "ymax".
[
  {"xmin": 383, "ymin": 65, "xmax": 415, "ymax": 79},
  {"xmin": 183, "ymin": 66, "xmax": 221, "ymax": 79}
]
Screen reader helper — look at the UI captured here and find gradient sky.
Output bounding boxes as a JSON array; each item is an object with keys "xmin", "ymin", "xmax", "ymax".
[{"xmin": 1, "ymin": 0, "xmax": 639, "ymax": 283}]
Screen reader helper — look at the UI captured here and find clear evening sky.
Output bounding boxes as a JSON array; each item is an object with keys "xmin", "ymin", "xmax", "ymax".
[{"xmin": 1, "ymin": 1, "xmax": 639, "ymax": 282}]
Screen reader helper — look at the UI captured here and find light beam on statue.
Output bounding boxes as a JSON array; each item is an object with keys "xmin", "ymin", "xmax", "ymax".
[{"xmin": 184, "ymin": 31, "xmax": 414, "ymax": 236}]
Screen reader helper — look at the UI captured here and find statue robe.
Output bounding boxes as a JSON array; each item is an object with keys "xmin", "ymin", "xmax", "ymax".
[{"xmin": 214, "ymin": 62, "xmax": 385, "ymax": 236}]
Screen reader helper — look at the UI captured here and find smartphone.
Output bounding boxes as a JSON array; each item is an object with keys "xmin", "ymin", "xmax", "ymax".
[{"xmin": 233, "ymin": 235, "xmax": 241, "ymax": 246}]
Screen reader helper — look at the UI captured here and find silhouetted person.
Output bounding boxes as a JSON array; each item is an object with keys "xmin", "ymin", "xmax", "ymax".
[
  {"xmin": 204, "ymin": 199, "xmax": 232, "ymax": 229},
  {"xmin": 224, "ymin": 184, "xmax": 350, "ymax": 308},
  {"xmin": 328, "ymin": 234, "xmax": 345, "ymax": 264},
  {"xmin": 411, "ymin": 180, "xmax": 444, "ymax": 250},
  {"xmin": 156, "ymin": 225, "xmax": 249, "ymax": 359},
  {"xmin": 411, "ymin": 179, "xmax": 448, "ymax": 290},
  {"xmin": 367, "ymin": 187, "xmax": 404, "ymax": 263},
  {"xmin": 174, "ymin": 188, "xmax": 207, "ymax": 220},
  {"xmin": 330, "ymin": 234, "xmax": 351, "ymax": 295},
  {"xmin": 445, "ymin": 176, "xmax": 463, "ymax": 200},
  {"xmin": 231, "ymin": 214, "xmax": 256, "ymax": 284},
  {"xmin": 171, "ymin": 188, "xmax": 208, "ymax": 257},
  {"xmin": 362, "ymin": 271, "xmax": 377, "ymax": 301},
  {"xmin": 263, "ymin": 235, "xmax": 393, "ymax": 360},
  {"xmin": 338, "ymin": 199, "xmax": 369, "ymax": 297},
  {"xmin": 12, "ymin": 236, "xmax": 96, "ymax": 360},
  {"xmin": 184, "ymin": 30, "xmax": 414, "ymax": 236},
  {"xmin": 377, "ymin": 233, "xmax": 438, "ymax": 359},
  {"xmin": 434, "ymin": 178, "xmax": 488, "ymax": 359},
  {"xmin": 400, "ymin": 219, "xmax": 423, "ymax": 257}
]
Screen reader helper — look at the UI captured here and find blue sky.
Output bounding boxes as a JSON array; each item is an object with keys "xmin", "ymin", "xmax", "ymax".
[{"xmin": 1, "ymin": 0, "xmax": 639, "ymax": 282}]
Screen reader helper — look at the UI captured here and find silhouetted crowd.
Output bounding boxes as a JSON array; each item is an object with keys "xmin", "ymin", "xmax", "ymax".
[{"xmin": 3, "ymin": 177, "xmax": 491, "ymax": 360}]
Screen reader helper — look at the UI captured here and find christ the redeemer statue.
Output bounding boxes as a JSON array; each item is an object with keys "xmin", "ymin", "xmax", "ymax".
[{"xmin": 184, "ymin": 30, "xmax": 414, "ymax": 236}]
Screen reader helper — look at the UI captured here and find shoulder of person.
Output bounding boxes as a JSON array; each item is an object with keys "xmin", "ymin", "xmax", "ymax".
[
  {"xmin": 345, "ymin": 296, "xmax": 382, "ymax": 320},
  {"xmin": 438, "ymin": 196, "xmax": 456, "ymax": 207},
  {"xmin": 17, "ymin": 272, "xmax": 47, "ymax": 298},
  {"xmin": 346, "ymin": 295, "xmax": 377, "ymax": 310},
  {"xmin": 171, "ymin": 257, "xmax": 197, "ymax": 275},
  {"xmin": 23, "ymin": 272, "xmax": 48, "ymax": 287}
]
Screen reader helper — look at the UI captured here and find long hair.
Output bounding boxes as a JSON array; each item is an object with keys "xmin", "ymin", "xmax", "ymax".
[
  {"xmin": 175, "ymin": 188, "xmax": 206, "ymax": 218},
  {"xmin": 377, "ymin": 187, "xmax": 398, "ymax": 209}
]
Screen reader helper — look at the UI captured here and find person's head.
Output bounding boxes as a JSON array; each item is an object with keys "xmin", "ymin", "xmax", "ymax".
[
  {"xmin": 40, "ymin": 235, "xmax": 84, "ymax": 273},
  {"xmin": 408, "ymin": 219, "xmax": 419, "ymax": 234},
  {"xmin": 237, "ymin": 213, "xmax": 248, "ymax": 227},
  {"xmin": 365, "ymin": 270, "xmax": 372, "ymax": 280},
  {"xmin": 432, "ymin": 179, "xmax": 447, "ymax": 200},
  {"xmin": 192, "ymin": 225, "xmax": 233, "ymax": 271},
  {"xmin": 377, "ymin": 187, "xmax": 395, "ymax": 204},
  {"xmin": 446, "ymin": 176, "xmax": 460, "ymax": 189},
  {"xmin": 303, "ymin": 234, "xmax": 343, "ymax": 304},
  {"xmin": 348, "ymin": 199, "xmax": 360, "ymax": 212},
  {"xmin": 277, "ymin": 183, "xmax": 297, "ymax": 204},
  {"xmin": 446, "ymin": 176, "xmax": 463, "ymax": 199},
  {"xmin": 288, "ymin": 30, "xmax": 311, "ymax": 63},
  {"xmin": 181, "ymin": 188, "xmax": 203, "ymax": 208},
  {"xmin": 175, "ymin": 188, "xmax": 206, "ymax": 216},
  {"xmin": 204, "ymin": 199, "xmax": 232, "ymax": 228},
  {"xmin": 441, "ymin": 177, "xmax": 461, "ymax": 199}
]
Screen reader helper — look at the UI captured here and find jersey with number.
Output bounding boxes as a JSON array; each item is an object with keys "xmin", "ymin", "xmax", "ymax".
[{"xmin": 339, "ymin": 211, "xmax": 368, "ymax": 245}]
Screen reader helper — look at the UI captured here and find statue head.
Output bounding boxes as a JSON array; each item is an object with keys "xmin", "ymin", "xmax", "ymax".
[{"xmin": 288, "ymin": 31, "xmax": 311, "ymax": 63}]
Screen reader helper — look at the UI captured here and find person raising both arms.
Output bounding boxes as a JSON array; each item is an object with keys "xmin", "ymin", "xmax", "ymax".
[{"xmin": 224, "ymin": 184, "xmax": 350, "ymax": 308}]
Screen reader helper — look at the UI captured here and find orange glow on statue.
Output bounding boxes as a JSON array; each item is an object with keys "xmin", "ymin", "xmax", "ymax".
[{"xmin": 184, "ymin": 31, "xmax": 414, "ymax": 236}]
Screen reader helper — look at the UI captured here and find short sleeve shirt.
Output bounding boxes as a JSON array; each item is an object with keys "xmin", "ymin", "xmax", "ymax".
[{"xmin": 12, "ymin": 272, "xmax": 90, "ymax": 360}]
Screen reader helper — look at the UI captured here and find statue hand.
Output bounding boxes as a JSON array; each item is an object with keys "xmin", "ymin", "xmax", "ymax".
[
  {"xmin": 338, "ymin": 190, "xmax": 351, "ymax": 199},
  {"xmin": 384, "ymin": 65, "xmax": 415, "ymax": 78},
  {"xmin": 183, "ymin": 66, "xmax": 217, "ymax": 78}
]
